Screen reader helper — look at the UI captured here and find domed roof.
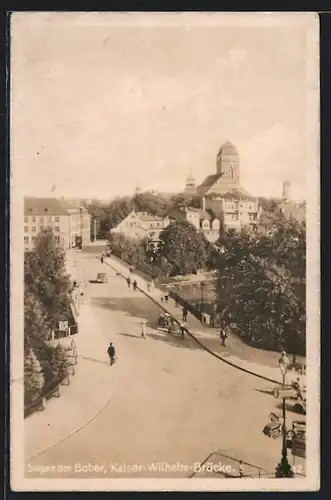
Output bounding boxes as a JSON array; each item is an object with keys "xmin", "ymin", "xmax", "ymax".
[
  {"xmin": 186, "ymin": 173, "xmax": 195, "ymax": 181},
  {"xmin": 218, "ymin": 141, "xmax": 238, "ymax": 156}
]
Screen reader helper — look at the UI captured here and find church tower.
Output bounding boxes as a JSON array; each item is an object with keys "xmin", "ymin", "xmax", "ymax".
[
  {"xmin": 184, "ymin": 172, "xmax": 197, "ymax": 194},
  {"xmin": 214, "ymin": 141, "xmax": 240, "ymax": 192}
]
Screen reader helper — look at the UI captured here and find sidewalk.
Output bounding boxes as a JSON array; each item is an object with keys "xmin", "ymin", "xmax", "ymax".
[
  {"xmin": 104, "ymin": 255, "xmax": 305, "ymax": 386},
  {"xmin": 25, "ymin": 253, "xmax": 118, "ymax": 460}
]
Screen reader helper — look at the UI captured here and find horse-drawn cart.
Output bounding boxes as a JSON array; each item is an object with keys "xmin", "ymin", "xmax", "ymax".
[{"xmin": 157, "ymin": 313, "xmax": 181, "ymax": 334}]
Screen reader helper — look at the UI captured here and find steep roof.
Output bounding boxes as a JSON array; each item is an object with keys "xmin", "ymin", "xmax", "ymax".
[
  {"xmin": 138, "ymin": 212, "xmax": 168, "ymax": 222},
  {"xmin": 218, "ymin": 141, "xmax": 238, "ymax": 156},
  {"xmin": 196, "ymin": 174, "xmax": 222, "ymax": 196},
  {"xmin": 24, "ymin": 197, "xmax": 70, "ymax": 216}
]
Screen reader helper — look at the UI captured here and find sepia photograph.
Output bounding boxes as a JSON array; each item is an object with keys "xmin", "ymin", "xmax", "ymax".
[{"xmin": 10, "ymin": 12, "xmax": 320, "ymax": 491}]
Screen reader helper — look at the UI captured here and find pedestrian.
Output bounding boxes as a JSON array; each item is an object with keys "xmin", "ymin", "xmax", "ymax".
[
  {"xmin": 127, "ymin": 276, "xmax": 131, "ymax": 288},
  {"xmin": 180, "ymin": 320, "xmax": 186, "ymax": 340},
  {"xmin": 133, "ymin": 280, "xmax": 137, "ymax": 291},
  {"xmin": 101, "ymin": 256, "xmax": 104, "ymax": 264},
  {"xmin": 220, "ymin": 327, "xmax": 228, "ymax": 346},
  {"xmin": 164, "ymin": 291, "xmax": 169, "ymax": 303},
  {"xmin": 141, "ymin": 320, "xmax": 147, "ymax": 339},
  {"xmin": 239, "ymin": 461, "xmax": 244, "ymax": 478},
  {"xmin": 182, "ymin": 306, "xmax": 188, "ymax": 322},
  {"xmin": 107, "ymin": 342, "xmax": 116, "ymax": 366},
  {"xmin": 160, "ymin": 294, "xmax": 164, "ymax": 302}
]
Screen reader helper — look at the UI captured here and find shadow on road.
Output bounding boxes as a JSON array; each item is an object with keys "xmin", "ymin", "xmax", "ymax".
[{"xmin": 91, "ymin": 296, "xmax": 251, "ymax": 356}]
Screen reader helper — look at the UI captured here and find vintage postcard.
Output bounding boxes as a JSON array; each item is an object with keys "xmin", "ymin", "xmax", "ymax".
[{"xmin": 10, "ymin": 12, "xmax": 320, "ymax": 491}]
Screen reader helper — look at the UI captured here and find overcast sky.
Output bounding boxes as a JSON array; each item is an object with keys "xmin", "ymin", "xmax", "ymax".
[{"xmin": 11, "ymin": 13, "xmax": 318, "ymax": 201}]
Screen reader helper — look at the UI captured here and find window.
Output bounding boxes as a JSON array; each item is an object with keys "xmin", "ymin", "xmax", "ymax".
[
  {"xmin": 55, "ymin": 236, "xmax": 60, "ymax": 243},
  {"xmin": 32, "ymin": 236, "xmax": 36, "ymax": 242},
  {"xmin": 24, "ymin": 236, "xmax": 29, "ymax": 244},
  {"xmin": 24, "ymin": 226, "xmax": 28, "ymax": 232},
  {"xmin": 55, "ymin": 226, "xmax": 60, "ymax": 232},
  {"xmin": 232, "ymin": 214, "xmax": 238, "ymax": 220},
  {"xmin": 40, "ymin": 217, "xmax": 44, "ymax": 224},
  {"xmin": 32, "ymin": 226, "xmax": 36, "ymax": 233},
  {"xmin": 55, "ymin": 216, "xmax": 60, "ymax": 222},
  {"xmin": 32, "ymin": 216, "xmax": 36, "ymax": 223},
  {"xmin": 44, "ymin": 208, "xmax": 48, "ymax": 213},
  {"xmin": 48, "ymin": 216, "xmax": 52, "ymax": 222},
  {"xmin": 24, "ymin": 216, "xmax": 28, "ymax": 223}
]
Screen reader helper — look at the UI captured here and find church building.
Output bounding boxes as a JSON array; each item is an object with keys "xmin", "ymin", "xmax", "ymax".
[{"xmin": 196, "ymin": 141, "xmax": 260, "ymax": 232}]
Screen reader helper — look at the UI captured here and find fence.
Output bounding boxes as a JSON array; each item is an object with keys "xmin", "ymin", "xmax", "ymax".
[{"xmin": 24, "ymin": 339, "xmax": 78, "ymax": 419}]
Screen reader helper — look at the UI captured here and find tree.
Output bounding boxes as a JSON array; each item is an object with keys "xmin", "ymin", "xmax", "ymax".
[
  {"xmin": 24, "ymin": 348, "xmax": 45, "ymax": 404},
  {"xmin": 24, "ymin": 290, "xmax": 50, "ymax": 345},
  {"xmin": 50, "ymin": 344, "xmax": 69, "ymax": 380},
  {"xmin": 170, "ymin": 193, "xmax": 202, "ymax": 211},
  {"xmin": 133, "ymin": 192, "xmax": 171, "ymax": 217},
  {"xmin": 24, "ymin": 228, "xmax": 72, "ymax": 329},
  {"xmin": 159, "ymin": 220, "xmax": 211, "ymax": 276},
  {"xmin": 215, "ymin": 219, "xmax": 306, "ymax": 355}
]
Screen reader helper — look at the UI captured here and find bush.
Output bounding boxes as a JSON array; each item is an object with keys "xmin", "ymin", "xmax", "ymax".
[
  {"xmin": 49, "ymin": 344, "xmax": 69, "ymax": 380},
  {"xmin": 24, "ymin": 348, "xmax": 44, "ymax": 405}
]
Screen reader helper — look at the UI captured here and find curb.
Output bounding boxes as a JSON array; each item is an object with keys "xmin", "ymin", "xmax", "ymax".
[{"xmin": 102, "ymin": 256, "xmax": 282, "ymax": 386}]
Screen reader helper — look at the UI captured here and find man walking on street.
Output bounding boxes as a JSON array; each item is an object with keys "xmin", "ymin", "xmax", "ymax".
[
  {"xmin": 127, "ymin": 276, "xmax": 131, "ymax": 288},
  {"xmin": 182, "ymin": 306, "xmax": 188, "ymax": 322},
  {"xmin": 220, "ymin": 326, "xmax": 228, "ymax": 347},
  {"xmin": 164, "ymin": 291, "xmax": 169, "ymax": 303},
  {"xmin": 107, "ymin": 342, "xmax": 116, "ymax": 366}
]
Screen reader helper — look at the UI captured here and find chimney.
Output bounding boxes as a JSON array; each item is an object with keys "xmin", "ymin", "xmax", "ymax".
[{"xmin": 202, "ymin": 197, "xmax": 206, "ymax": 211}]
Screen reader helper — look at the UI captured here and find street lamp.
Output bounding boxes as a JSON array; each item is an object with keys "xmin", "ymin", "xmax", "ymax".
[
  {"xmin": 200, "ymin": 281, "xmax": 205, "ymax": 314},
  {"xmin": 79, "ymin": 207, "xmax": 83, "ymax": 248},
  {"xmin": 275, "ymin": 351, "xmax": 294, "ymax": 478}
]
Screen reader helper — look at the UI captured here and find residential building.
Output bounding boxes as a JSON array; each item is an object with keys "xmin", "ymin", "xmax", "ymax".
[
  {"xmin": 110, "ymin": 210, "xmax": 170, "ymax": 245},
  {"xmin": 168, "ymin": 206, "xmax": 221, "ymax": 243},
  {"xmin": 24, "ymin": 197, "xmax": 91, "ymax": 252}
]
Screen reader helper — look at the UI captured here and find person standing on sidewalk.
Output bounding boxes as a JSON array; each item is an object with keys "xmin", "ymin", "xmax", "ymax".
[
  {"xmin": 101, "ymin": 256, "xmax": 104, "ymax": 264},
  {"xmin": 133, "ymin": 279, "xmax": 138, "ymax": 291},
  {"xmin": 127, "ymin": 276, "xmax": 131, "ymax": 288},
  {"xmin": 141, "ymin": 320, "xmax": 147, "ymax": 339},
  {"xmin": 164, "ymin": 291, "xmax": 169, "ymax": 303},
  {"xmin": 220, "ymin": 327, "xmax": 228, "ymax": 347},
  {"xmin": 182, "ymin": 306, "xmax": 188, "ymax": 322}
]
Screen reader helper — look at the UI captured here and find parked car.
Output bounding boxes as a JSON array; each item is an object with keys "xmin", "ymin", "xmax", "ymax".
[{"xmin": 96, "ymin": 272, "xmax": 108, "ymax": 283}]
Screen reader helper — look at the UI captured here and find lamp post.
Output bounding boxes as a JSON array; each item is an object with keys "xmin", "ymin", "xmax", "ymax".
[
  {"xmin": 79, "ymin": 207, "xmax": 83, "ymax": 248},
  {"xmin": 275, "ymin": 351, "xmax": 294, "ymax": 478},
  {"xmin": 200, "ymin": 281, "xmax": 205, "ymax": 314}
]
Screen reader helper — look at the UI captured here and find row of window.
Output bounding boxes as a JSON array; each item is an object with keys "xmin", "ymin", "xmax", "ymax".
[
  {"xmin": 24, "ymin": 226, "xmax": 61, "ymax": 233},
  {"xmin": 225, "ymin": 203, "xmax": 255, "ymax": 210},
  {"xmin": 24, "ymin": 236, "xmax": 61, "ymax": 244},
  {"xmin": 24, "ymin": 216, "xmax": 60, "ymax": 223}
]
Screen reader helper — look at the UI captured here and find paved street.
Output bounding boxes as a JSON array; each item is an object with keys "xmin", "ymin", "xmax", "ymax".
[{"xmin": 25, "ymin": 245, "xmax": 305, "ymax": 479}]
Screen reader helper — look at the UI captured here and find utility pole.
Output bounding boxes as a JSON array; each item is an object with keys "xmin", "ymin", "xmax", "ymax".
[{"xmin": 80, "ymin": 207, "xmax": 83, "ymax": 248}]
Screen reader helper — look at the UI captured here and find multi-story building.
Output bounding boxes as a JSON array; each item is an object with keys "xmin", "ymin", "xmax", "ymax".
[
  {"xmin": 24, "ymin": 197, "xmax": 91, "ymax": 252},
  {"xmin": 168, "ymin": 206, "xmax": 221, "ymax": 243},
  {"xmin": 110, "ymin": 210, "xmax": 170, "ymax": 245}
]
